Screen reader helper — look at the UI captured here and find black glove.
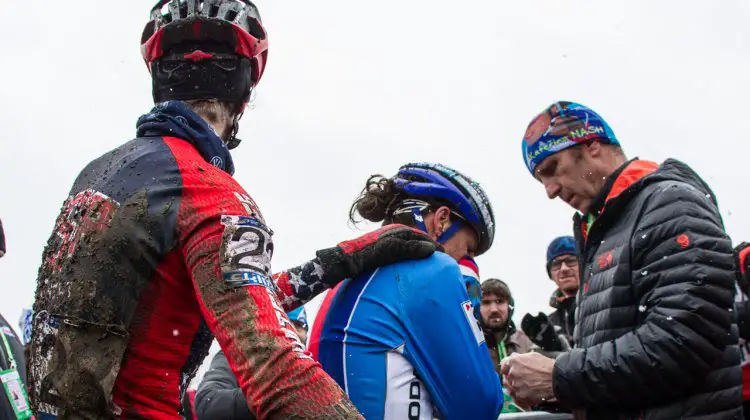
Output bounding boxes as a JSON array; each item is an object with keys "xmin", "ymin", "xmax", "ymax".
[
  {"xmin": 521, "ymin": 312, "xmax": 563, "ymax": 352},
  {"xmin": 316, "ymin": 224, "xmax": 438, "ymax": 284}
]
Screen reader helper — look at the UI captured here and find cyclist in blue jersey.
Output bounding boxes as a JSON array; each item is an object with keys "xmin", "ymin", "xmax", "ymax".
[{"xmin": 313, "ymin": 163, "xmax": 503, "ymax": 420}]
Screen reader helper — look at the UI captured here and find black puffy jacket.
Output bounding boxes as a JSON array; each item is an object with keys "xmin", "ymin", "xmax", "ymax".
[
  {"xmin": 552, "ymin": 159, "xmax": 742, "ymax": 419},
  {"xmin": 548, "ymin": 289, "xmax": 575, "ymax": 347},
  {"xmin": 195, "ymin": 350, "xmax": 254, "ymax": 420}
]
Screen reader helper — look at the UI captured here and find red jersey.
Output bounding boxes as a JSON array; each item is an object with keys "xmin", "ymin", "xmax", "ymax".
[{"xmin": 30, "ymin": 121, "xmax": 359, "ymax": 419}]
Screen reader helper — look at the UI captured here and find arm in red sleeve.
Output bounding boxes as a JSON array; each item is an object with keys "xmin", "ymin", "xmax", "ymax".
[
  {"xmin": 272, "ymin": 225, "xmax": 438, "ymax": 312},
  {"xmin": 174, "ymin": 163, "xmax": 360, "ymax": 419}
]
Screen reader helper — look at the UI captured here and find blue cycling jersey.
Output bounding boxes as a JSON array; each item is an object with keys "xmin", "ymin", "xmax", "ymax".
[{"xmin": 315, "ymin": 252, "xmax": 503, "ymax": 419}]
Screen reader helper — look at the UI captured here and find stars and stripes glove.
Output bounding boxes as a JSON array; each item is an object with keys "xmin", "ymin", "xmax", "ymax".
[{"xmin": 316, "ymin": 224, "xmax": 439, "ymax": 284}]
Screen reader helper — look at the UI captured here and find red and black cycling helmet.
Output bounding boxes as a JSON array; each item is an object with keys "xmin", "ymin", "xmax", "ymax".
[{"xmin": 140, "ymin": 0, "xmax": 269, "ymax": 148}]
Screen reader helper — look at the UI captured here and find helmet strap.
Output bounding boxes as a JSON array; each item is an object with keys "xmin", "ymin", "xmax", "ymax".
[
  {"xmin": 226, "ymin": 104, "xmax": 246, "ymax": 150},
  {"xmin": 410, "ymin": 208, "xmax": 429, "ymax": 234},
  {"xmin": 409, "ymin": 207, "xmax": 463, "ymax": 245},
  {"xmin": 437, "ymin": 219, "xmax": 463, "ymax": 244}
]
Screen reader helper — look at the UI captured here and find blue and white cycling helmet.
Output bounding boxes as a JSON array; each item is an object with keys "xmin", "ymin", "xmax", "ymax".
[
  {"xmin": 287, "ymin": 306, "xmax": 308, "ymax": 330},
  {"xmin": 390, "ymin": 163, "xmax": 495, "ymax": 256}
]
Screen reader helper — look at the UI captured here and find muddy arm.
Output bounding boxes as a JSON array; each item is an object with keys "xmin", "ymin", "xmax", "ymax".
[{"xmin": 178, "ymin": 184, "xmax": 361, "ymax": 419}]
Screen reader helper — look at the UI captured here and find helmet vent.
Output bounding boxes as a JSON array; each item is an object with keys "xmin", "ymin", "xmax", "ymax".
[
  {"xmin": 217, "ymin": 2, "xmax": 242, "ymax": 22},
  {"xmin": 245, "ymin": 16, "xmax": 265, "ymax": 39}
]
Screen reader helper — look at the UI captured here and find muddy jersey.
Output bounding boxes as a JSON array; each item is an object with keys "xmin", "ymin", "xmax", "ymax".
[
  {"xmin": 29, "ymin": 122, "xmax": 358, "ymax": 418},
  {"xmin": 312, "ymin": 253, "xmax": 503, "ymax": 420}
]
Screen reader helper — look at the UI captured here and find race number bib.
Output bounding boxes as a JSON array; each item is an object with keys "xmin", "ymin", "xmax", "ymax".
[{"xmin": 220, "ymin": 215, "xmax": 275, "ymax": 289}]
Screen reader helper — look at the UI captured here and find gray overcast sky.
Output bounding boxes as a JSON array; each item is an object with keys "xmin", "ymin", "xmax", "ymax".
[{"xmin": 1, "ymin": 0, "xmax": 749, "ymax": 379}]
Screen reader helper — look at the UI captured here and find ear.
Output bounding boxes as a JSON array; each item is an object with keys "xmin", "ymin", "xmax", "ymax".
[
  {"xmin": 433, "ymin": 206, "xmax": 453, "ymax": 233},
  {"xmin": 584, "ymin": 140, "xmax": 602, "ymax": 158}
]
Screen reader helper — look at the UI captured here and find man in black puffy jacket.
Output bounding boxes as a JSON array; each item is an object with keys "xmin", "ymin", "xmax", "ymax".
[{"xmin": 502, "ymin": 101, "xmax": 742, "ymax": 419}]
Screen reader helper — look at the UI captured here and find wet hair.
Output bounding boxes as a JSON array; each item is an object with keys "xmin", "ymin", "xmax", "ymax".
[
  {"xmin": 348, "ymin": 174, "xmax": 459, "ymax": 228},
  {"xmin": 185, "ymin": 99, "xmax": 240, "ymax": 140},
  {"xmin": 350, "ymin": 175, "xmax": 410, "ymax": 226}
]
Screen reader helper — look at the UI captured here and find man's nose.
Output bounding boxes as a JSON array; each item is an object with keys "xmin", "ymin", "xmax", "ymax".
[{"xmin": 544, "ymin": 181, "xmax": 560, "ymax": 199}]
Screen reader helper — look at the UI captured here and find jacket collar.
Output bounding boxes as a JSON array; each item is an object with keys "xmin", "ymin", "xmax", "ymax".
[{"xmin": 575, "ymin": 158, "xmax": 659, "ymax": 243}]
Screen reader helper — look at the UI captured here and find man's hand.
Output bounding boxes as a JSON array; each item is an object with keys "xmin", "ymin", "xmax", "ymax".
[
  {"xmin": 500, "ymin": 352, "xmax": 556, "ymax": 408},
  {"xmin": 316, "ymin": 224, "xmax": 438, "ymax": 284}
]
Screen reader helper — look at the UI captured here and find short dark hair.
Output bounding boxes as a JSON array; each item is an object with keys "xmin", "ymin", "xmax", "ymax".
[{"xmin": 481, "ymin": 278, "xmax": 511, "ymax": 302}]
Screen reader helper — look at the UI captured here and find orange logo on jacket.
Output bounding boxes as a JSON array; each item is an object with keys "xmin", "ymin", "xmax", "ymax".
[
  {"xmin": 676, "ymin": 234, "xmax": 690, "ymax": 249},
  {"xmin": 598, "ymin": 251, "xmax": 614, "ymax": 269}
]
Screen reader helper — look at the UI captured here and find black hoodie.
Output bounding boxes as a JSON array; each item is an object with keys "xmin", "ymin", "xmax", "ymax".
[
  {"xmin": 548, "ymin": 289, "xmax": 575, "ymax": 347},
  {"xmin": 552, "ymin": 159, "xmax": 742, "ymax": 419}
]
